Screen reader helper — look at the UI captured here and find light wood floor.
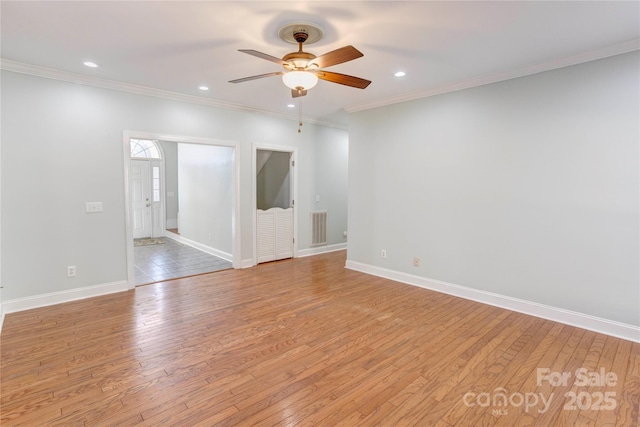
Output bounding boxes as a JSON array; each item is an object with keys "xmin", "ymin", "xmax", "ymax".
[{"xmin": 1, "ymin": 251, "xmax": 638, "ymax": 426}]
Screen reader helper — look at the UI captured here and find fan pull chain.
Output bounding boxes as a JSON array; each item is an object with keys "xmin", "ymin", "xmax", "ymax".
[{"xmin": 298, "ymin": 98, "xmax": 303, "ymax": 133}]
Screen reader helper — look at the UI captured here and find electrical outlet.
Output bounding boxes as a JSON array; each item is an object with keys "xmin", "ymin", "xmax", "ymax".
[
  {"xmin": 343, "ymin": 231, "xmax": 347, "ymax": 237},
  {"xmin": 413, "ymin": 257, "xmax": 420, "ymax": 267},
  {"xmin": 381, "ymin": 249, "xmax": 387, "ymax": 259},
  {"xmin": 67, "ymin": 266, "xmax": 76, "ymax": 277}
]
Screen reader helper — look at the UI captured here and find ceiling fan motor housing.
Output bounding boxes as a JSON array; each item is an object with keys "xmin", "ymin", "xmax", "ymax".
[
  {"xmin": 293, "ymin": 30, "xmax": 308, "ymax": 43},
  {"xmin": 283, "ymin": 51, "xmax": 317, "ymax": 70}
]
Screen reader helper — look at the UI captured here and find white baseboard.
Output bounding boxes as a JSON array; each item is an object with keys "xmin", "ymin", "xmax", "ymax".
[
  {"xmin": 165, "ymin": 233, "xmax": 233, "ymax": 262},
  {"xmin": 240, "ymin": 259, "xmax": 254, "ymax": 269},
  {"xmin": 241, "ymin": 243, "xmax": 347, "ymax": 268},
  {"xmin": 298, "ymin": 243, "xmax": 347, "ymax": 258},
  {"xmin": 166, "ymin": 218, "xmax": 178, "ymax": 229},
  {"xmin": 345, "ymin": 260, "xmax": 640, "ymax": 344},
  {"xmin": 1, "ymin": 280, "xmax": 129, "ymax": 316}
]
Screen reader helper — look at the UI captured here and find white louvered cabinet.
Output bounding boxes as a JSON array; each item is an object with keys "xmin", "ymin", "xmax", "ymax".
[{"xmin": 257, "ymin": 208, "xmax": 293, "ymax": 264}]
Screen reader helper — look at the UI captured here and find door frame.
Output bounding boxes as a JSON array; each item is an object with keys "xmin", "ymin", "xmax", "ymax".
[
  {"xmin": 123, "ymin": 131, "xmax": 241, "ymax": 289},
  {"xmin": 252, "ymin": 143, "xmax": 298, "ymax": 266}
]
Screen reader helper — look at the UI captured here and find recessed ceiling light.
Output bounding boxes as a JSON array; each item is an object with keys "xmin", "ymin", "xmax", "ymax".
[
  {"xmin": 287, "ymin": 104, "xmax": 295, "ymax": 108},
  {"xmin": 394, "ymin": 71, "xmax": 406, "ymax": 77},
  {"xmin": 83, "ymin": 61, "xmax": 98, "ymax": 68},
  {"xmin": 198, "ymin": 85, "xmax": 209, "ymax": 91}
]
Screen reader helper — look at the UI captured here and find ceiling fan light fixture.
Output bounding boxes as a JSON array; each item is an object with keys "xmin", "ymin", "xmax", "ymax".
[
  {"xmin": 282, "ymin": 71, "xmax": 318, "ymax": 91},
  {"xmin": 230, "ymin": 22, "xmax": 370, "ymax": 132}
]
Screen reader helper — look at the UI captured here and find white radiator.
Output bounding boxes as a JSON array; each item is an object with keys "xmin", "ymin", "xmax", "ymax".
[{"xmin": 311, "ymin": 211, "xmax": 328, "ymax": 246}]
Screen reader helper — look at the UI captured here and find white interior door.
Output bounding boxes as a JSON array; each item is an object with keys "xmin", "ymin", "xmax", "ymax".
[{"xmin": 131, "ymin": 159, "xmax": 151, "ymax": 239}]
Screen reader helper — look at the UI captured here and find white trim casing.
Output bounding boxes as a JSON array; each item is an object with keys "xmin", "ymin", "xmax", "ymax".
[
  {"xmin": 240, "ymin": 259, "xmax": 255, "ymax": 269},
  {"xmin": 345, "ymin": 39, "xmax": 640, "ymax": 113},
  {"xmin": 3, "ymin": 39, "xmax": 637, "ymax": 127},
  {"xmin": 1, "ymin": 280, "xmax": 129, "ymax": 315},
  {"xmin": 298, "ymin": 243, "xmax": 347, "ymax": 258},
  {"xmin": 345, "ymin": 260, "xmax": 640, "ymax": 344},
  {"xmin": 0, "ymin": 60, "xmax": 346, "ymax": 130},
  {"xmin": 123, "ymin": 131, "xmax": 242, "ymax": 289}
]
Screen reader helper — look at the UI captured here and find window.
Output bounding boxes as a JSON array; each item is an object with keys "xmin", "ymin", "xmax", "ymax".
[
  {"xmin": 130, "ymin": 138, "xmax": 161, "ymax": 159},
  {"xmin": 152, "ymin": 166, "xmax": 160, "ymax": 202}
]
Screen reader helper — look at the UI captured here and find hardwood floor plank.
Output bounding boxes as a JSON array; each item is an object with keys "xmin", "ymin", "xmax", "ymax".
[
  {"xmin": 595, "ymin": 339, "xmax": 633, "ymax": 426},
  {"xmin": 615, "ymin": 342, "xmax": 640, "ymax": 427},
  {"xmin": 421, "ymin": 316, "xmax": 541, "ymax": 425},
  {"xmin": 428, "ymin": 313, "xmax": 542, "ymax": 402},
  {"xmin": 553, "ymin": 332, "xmax": 608, "ymax": 426},
  {"xmin": 491, "ymin": 322, "xmax": 565, "ymax": 426},
  {"xmin": 1, "ymin": 250, "xmax": 637, "ymax": 426},
  {"xmin": 530, "ymin": 329, "xmax": 596, "ymax": 426},
  {"xmin": 463, "ymin": 334, "xmax": 552, "ymax": 422}
]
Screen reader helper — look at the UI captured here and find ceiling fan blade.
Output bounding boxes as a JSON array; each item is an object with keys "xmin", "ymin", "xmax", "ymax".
[
  {"xmin": 311, "ymin": 45, "xmax": 363, "ymax": 69},
  {"xmin": 238, "ymin": 49, "xmax": 289, "ymax": 65},
  {"xmin": 315, "ymin": 71, "xmax": 371, "ymax": 89},
  {"xmin": 229, "ymin": 71, "xmax": 284, "ymax": 84},
  {"xmin": 291, "ymin": 88, "xmax": 307, "ymax": 98}
]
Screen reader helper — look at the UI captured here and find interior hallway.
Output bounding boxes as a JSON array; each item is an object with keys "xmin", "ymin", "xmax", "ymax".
[{"xmin": 133, "ymin": 237, "xmax": 232, "ymax": 286}]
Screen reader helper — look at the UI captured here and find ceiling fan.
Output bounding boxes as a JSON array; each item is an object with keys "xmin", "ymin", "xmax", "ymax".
[{"xmin": 229, "ymin": 23, "xmax": 371, "ymax": 98}]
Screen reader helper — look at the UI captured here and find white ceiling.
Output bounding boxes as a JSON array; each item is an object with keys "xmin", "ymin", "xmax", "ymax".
[{"xmin": 1, "ymin": 1, "xmax": 638, "ymax": 127}]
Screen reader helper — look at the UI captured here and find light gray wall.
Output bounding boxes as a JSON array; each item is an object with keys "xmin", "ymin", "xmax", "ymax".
[
  {"xmin": 0, "ymin": 70, "xmax": 349, "ymax": 301},
  {"xmin": 288, "ymin": 124, "xmax": 349, "ymax": 250},
  {"xmin": 158, "ymin": 140, "xmax": 179, "ymax": 227},
  {"xmin": 0, "ymin": 84, "xmax": 3, "ymax": 324},
  {"xmin": 348, "ymin": 52, "xmax": 639, "ymax": 326},
  {"xmin": 312, "ymin": 128, "xmax": 349, "ymax": 246},
  {"xmin": 178, "ymin": 143, "xmax": 233, "ymax": 254},
  {"xmin": 257, "ymin": 150, "xmax": 291, "ymax": 210}
]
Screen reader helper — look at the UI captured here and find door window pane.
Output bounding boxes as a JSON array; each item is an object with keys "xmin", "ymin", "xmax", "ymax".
[
  {"xmin": 152, "ymin": 166, "xmax": 160, "ymax": 202},
  {"xmin": 131, "ymin": 139, "xmax": 161, "ymax": 159}
]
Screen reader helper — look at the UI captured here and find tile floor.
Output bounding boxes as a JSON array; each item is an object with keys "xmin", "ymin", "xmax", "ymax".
[{"xmin": 133, "ymin": 237, "xmax": 233, "ymax": 286}]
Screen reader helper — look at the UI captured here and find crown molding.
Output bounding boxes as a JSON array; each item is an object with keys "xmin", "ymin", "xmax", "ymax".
[
  {"xmin": 345, "ymin": 39, "xmax": 640, "ymax": 114},
  {"xmin": 0, "ymin": 59, "xmax": 347, "ymax": 130},
  {"xmin": 3, "ymin": 38, "xmax": 636, "ymax": 128}
]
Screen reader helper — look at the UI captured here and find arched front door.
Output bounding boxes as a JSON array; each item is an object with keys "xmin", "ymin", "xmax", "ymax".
[{"xmin": 130, "ymin": 138, "xmax": 164, "ymax": 239}]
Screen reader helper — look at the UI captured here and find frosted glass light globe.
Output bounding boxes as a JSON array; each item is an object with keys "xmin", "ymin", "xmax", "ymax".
[{"xmin": 282, "ymin": 71, "xmax": 318, "ymax": 90}]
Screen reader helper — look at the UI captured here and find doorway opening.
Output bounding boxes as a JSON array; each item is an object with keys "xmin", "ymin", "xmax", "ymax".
[
  {"xmin": 124, "ymin": 132, "xmax": 240, "ymax": 289},
  {"xmin": 253, "ymin": 144, "xmax": 297, "ymax": 265}
]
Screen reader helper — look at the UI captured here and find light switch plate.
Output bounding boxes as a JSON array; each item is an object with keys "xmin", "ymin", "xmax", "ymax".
[{"xmin": 85, "ymin": 202, "xmax": 103, "ymax": 213}]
